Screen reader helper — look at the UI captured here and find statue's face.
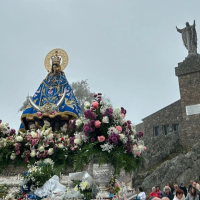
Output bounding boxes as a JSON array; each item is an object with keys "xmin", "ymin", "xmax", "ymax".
[
  {"xmin": 43, "ymin": 120, "xmax": 51, "ymax": 128},
  {"xmin": 61, "ymin": 123, "xmax": 68, "ymax": 132},
  {"xmin": 52, "ymin": 64, "xmax": 61, "ymax": 74},
  {"xmin": 52, "ymin": 65, "xmax": 57, "ymax": 72},
  {"xmin": 29, "ymin": 123, "xmax": 36, "ymax": 131}
]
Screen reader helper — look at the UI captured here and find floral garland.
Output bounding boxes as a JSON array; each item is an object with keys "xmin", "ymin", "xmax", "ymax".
[
  {"xmin": 0, "ymin": 93, "xmax": 146, "ymax": 174},
  {"xmin": 68, "ymin": 93, "xmax": 146, "ymax": 174}
]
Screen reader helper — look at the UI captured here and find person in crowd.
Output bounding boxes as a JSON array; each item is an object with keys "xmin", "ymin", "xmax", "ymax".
[
  {"xmin": 185, "ymin": 187, "xmax": 199, "ymax": 200},
  {"xmin": 174, "ymin": 185, "xmax": 179, "ymax": 196},
  {"xmin": 163, "ymin": 186, "xmax": 174, "ymax": 200},
  {"xmin": 156, "ymin": 186, "xmax": 163, "ymax": 198},
  {"xmin": 180, "ymin": 183, "xmax": 187, "ymax": 197},
  {"xmin": 173, "ymin": 189, "xmax": 185, "ymax": 200},
  {"xmin": 138, "ymin": 187, "xmax": 146, "ymax": 200},
  {"xmin": 165, "ymin": 183, "xmax": 174, "ymax": 195},
  {"xmin": 162, "ymin": 197, "xmax": 170, "ymax": 200},
  {"xmin": 152, "ymin": 198, "xmax": 161, "ymax": 200},
  {"xmin": 188, "ymin": 180, "xmax": 194, "ymax": 193},
  {"xmin": 150, "ymin": 187, "xmax": 160, "ymax": 198}
]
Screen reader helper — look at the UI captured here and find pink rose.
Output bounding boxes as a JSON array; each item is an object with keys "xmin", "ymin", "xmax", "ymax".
[
  {"xmin": 115, "ymin": 183, "xmax": 120, "ymax": 187},
  {"xmin": 98, "ymin": 136, "xmax": 105, "ymax": 142},
  {"xmin": 36, "ymin": 112, "xmax": 42, "ymax": 117},
  {"xmin": 120, "ymin": 113, "xmax": 125, "ymax": 118},
  {"xmin": 133, "ymin": 144, "xmax": 137, "ymax": 149},
  {"xmin": 116, "ymin": 126, "xmax": 122, "ymax": 133},
  {"xmin": 16, "ymin": 150, "xmax": 20, "ymax": 155},
  {"xmin": 136, "ymin": 151, "xmax": 141, "ymax": 156},
  {"xmin": 92, "ymin": 102, "xmax": 99, "ymax": 109},
  {"xmin": 144, "ymin": 146, "xmax": 147, "ymax": 151},
  {"xmin": 71, "ymin": 147, "xmax": 75, "ymax": 151},
  {"xmin": 95, "ymin": 120, "xmax": 101, "ymax": 128}
]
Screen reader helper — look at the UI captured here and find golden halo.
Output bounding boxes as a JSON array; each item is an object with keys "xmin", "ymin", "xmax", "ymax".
[{"xmin": 44, "ymin": 48, "xmax": 68, "ymax": 72}]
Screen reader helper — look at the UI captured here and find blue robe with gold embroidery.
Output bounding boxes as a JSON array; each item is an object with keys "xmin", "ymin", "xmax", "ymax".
[{"xmin": 20, "ymin": 72, "xmax": 81, "ymax": 130}]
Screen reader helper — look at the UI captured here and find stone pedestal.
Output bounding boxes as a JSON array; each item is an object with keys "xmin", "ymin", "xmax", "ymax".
[{"xmin": 175, "ymin": 54, "xmax": 200, "ymax": 149}]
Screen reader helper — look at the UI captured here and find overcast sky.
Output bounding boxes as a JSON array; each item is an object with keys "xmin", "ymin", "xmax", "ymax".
[{"xmin": 0, "ymin": 0, "xmax": 199, "ymax": 130}]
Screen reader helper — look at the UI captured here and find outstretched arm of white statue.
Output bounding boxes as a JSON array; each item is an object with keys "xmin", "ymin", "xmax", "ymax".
[{"xmin": 176, "ymin": 26, "xmax": 182, "ymax": 33}]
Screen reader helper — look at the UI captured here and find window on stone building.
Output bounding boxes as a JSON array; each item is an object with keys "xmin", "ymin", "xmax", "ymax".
[
  {"xmin": 163, "ymin": 125, "xmax": 170, "ymax": 135},
  {"xmin": 153, "ymin": 126, "xmax": 159, "ymax": 136},
  {"xmin": 172, "ymin": 124, "xmax": 179, "ymax": 132}
]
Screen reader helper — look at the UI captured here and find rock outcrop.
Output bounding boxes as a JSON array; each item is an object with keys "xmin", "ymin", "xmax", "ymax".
[{"xmin": 132, "ymin": 132, "xmax": 196, "ymax": 192}]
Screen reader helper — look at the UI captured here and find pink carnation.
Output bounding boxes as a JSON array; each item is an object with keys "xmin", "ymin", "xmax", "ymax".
[
  {"xmin": 92, "ymin": 102, "xmax": 99, "ymax": 109},
  {"xmin": 98, "ymin": 136, "xmax": 105, "ymax": 142},
  {"xmin": 116, "ymin": 126, "xmax": 122, "ymax": 133},
  {"xmin": 144, "ymin": 146, "xmax": 147, "ymax": 151},
  {"xmin": 95, "ymin": 120, "xmax": 101, "ymax": 128}
]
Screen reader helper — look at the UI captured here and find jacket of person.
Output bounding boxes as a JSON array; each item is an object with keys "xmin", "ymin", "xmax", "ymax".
[
  {"xmin": 185, "ymin": 193, "xmax": 199, "ymax": 200},
  {"xmin": 149, "ymin": 192, "xmax": 159, "ymax": 198},
  {"xmin": 180, "ymin": 186, "xmax": 188, "ymax": 197},
  {"xmin": 173, "ymin": 195, "xmax": 185, "ymax": 200},
  {"xmin": 163, "ymin": 192, "xmax": 174, "ymax": 200},
  {"xmin": 138, "ymin": 192, "xmax": 146, "ymax": 200}
]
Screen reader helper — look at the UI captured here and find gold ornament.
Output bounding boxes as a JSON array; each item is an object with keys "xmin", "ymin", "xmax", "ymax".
[{"xmin": 44, "ymin": 48, "xmax": 68, "ymax": 72}]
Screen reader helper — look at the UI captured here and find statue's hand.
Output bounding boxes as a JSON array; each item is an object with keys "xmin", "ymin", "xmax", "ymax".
[{"xmin": 176, "ymin": 26, "xmax": 178, "ymax": 30}]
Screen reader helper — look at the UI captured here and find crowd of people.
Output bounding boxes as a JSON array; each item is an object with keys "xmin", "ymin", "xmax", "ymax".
[{"xmin": 137, "ymin": 179, "xmax": 200, "ymax": 200}]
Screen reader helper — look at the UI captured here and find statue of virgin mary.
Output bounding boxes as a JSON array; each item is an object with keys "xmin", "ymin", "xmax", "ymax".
[{"xmin": 19, "ymin": 49, "xmax": 81, "ymax": 131}]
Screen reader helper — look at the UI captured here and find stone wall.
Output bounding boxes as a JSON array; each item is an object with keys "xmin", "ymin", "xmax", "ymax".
[
  {"xmin": 142, "ymin": 100, "xmax": 182, "ymax": 138},
  {"xmin": 176, "ymin": 55, "xmax": 200, "ymax": 149}
]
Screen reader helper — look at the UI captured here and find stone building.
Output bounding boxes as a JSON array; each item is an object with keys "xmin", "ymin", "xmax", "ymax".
[{"xmin": 137, "ymin": 55, "xmax": 200, "ymax": 149}]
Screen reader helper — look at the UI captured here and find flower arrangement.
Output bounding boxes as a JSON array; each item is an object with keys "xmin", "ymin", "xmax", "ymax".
[
  {"xmin": 20, "ymin": 158, "xmax": 55, "ymax": 191},
  {"xmin": 69, "ymin": 93, "xmax": 146, "ymax": 174},
  {"xmin": 105, "ymin": 175, "xmax": 120, "ymax": 195},
  {"xmin": 0, "ymin": 125, "xmax": 72, "ymax": 172},
  {"xmin": 73, "ymin": 180, "xmax": 92, "ymax": 200}
]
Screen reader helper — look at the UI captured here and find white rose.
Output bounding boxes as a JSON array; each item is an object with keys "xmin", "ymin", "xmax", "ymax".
[
  {"xmin": 38, "ymin": 146, "xmax": 45, "ymax": 152},
  {"xmin": 43, "ymin": 130, "xmax": 49, "ymax": 136},
  {"xmin": 30, "ymin": 150, "xmax": 36, "ymax": 157},
  {"xmin": 132, "ymin": 126, "xmax": 136, "ymax": 135},
  {"xmin": 48, "ymin": 148, "xmax": 54, "ymax": 155},
  {"xmin": 58, "ymin": 143, "xmax": 64, "ymax": 149},
  {"xmin": 138, "ymin": 145, "xmax": 144, "ymax": 151},
  {"xmin": 0, "ymin": 123, "xmax": 5, "ymax": 129},
  {"xmin": 5, "ymin": 123, "xmax": 9, "ymax": 127},
  {"xmin": 47, "ymin": 133, "xmax": 53, "ymax": 139},
  {"xmin": 74, "ymin": 138, "xmax": 81, "ymax": 145},
  {"xmin": 75, "ymin": 119, "xmax": 82, "ymax": 127},
  {"xmin": 10, "ymin": 153, "xmax": 16, "ymax": 160},
  {"xmin": 119, "ymin": 134, "xmax": 125, "ymax": 140},
  {"xmin": 16, "ymin": 136, "xmax": 23, "ymax": 142},
  {"xmin": 102, "ymin": 116, "xmax": 109, "ymax": 123},
  {"xmin": 31, "ymin": 131, "xmax": 37, "ymax": 138},
  {"xmin": 84, "ymin": 101, "xmax": 90, "ymax": 109}
]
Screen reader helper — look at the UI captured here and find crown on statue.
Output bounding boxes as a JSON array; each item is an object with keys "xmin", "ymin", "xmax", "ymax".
[{"xmin": 51, "ymin": 53, "xmax": 61, "ymax": 65}]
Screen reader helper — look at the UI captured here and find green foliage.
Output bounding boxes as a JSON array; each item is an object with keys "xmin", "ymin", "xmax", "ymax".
[{"xmin": 73, "ymin": 142, "xmax": 142, "ymax": 175}]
